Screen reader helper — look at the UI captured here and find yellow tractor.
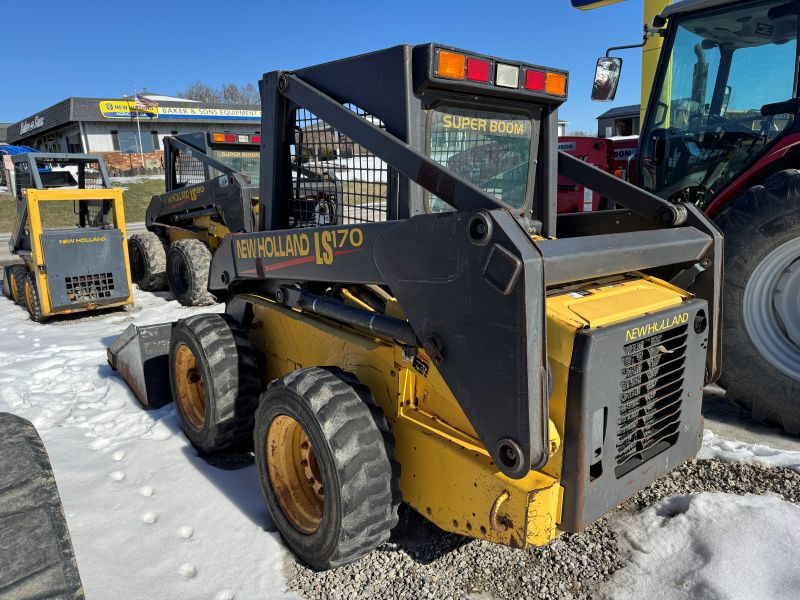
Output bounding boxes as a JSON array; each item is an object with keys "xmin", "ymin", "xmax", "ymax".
[
  {"xmin": 2, "ymin": 153, "xmax": 132, "ymax": 322},
  {"xmin": 109, "ymin": 44, "xmax": 722, "ymax": 569}
]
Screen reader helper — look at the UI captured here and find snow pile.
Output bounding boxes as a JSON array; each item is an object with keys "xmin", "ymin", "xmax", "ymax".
[
  {"xmin": 0, "ymin": 290, "xmax": 293, "ymax": 600},
  {"xmin": 109, "ymin": 174, "xmax": 165, "ymax": 184},
  {"xmin": 309, "ymin": 156, "xmax": 388, "ymax": 183},
  {"xmin": 607, "ymin": 492, "xmax": 800, "ymax": 600},
  {"xmin": 700, "ymin": 429, "xmax": 800, "ymax": 471}
]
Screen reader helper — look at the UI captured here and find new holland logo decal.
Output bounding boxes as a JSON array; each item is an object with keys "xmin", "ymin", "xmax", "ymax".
[{"xmin": 625, "ymin": 312, "xmax": 689, "ymax": 342}]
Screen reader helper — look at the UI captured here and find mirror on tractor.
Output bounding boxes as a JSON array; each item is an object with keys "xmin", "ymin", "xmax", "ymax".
[{"xmin": 592, "ymin": 56, "xmax": 622, "ymax": 102}]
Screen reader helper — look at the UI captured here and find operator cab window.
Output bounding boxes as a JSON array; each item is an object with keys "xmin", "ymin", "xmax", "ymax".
[{"xmin": 425, "ymin": 106, "xmax": 533, "ymax": 213}]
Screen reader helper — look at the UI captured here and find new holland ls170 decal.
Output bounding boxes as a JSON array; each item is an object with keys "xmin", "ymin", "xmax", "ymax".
[{"xmin": 235, "ymin": 227, "xmax": 364, "ymax": 270}]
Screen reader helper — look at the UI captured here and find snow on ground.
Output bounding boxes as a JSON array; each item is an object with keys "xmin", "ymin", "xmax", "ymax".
[
  {"xmin": 109, "ymin": 174, "xmax": 165, "ymax": 184},
  {"xmin": 699, "ymin": 428, "xmax": 800, "ymax": 471},
  {"xmin": 3, "ymin": 282, "xmax": 800, "ymax": 600},
  {"xmin": 606, "ymin": 492, "xmax": 800, "ymax": 600},
  {"xmin": 306, "ymin": 156, "xmax": 388, "ymax": 182},
  {"xmin": 0, "ymin": 290, "xmax": 293, "ymax": 600}
]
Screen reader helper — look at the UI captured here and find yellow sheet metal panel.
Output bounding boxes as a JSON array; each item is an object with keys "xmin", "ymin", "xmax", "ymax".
[
  {"xmin": 247, "ymin": 298, "xmax": 564, "ymax": 548},
  {"xmin": 547, "ymin": 276, "xmax": 688, "ymax": 328}
]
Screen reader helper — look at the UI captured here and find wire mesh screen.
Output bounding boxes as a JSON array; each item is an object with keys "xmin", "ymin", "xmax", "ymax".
[
  {"xmin": 13, "ymin": 161, "xmax": 34, "ymax": 203},
  {"xmin": 290, "ymin": 104, "xmax": 389, "ymax": 227},
  {"xmin": 174, "ymin": 151, "xmax": 206, "ymax": 187},
  {"xmin": 12, "ymin": 157, "xmax": 114, "ymax": 230}
]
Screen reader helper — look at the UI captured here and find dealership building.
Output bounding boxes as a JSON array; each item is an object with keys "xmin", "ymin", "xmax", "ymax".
[{"xmin": 5, "ymin": 94, "xmax": 260, "ymax": 155}]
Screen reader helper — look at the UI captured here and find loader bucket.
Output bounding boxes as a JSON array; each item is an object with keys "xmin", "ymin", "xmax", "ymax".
[{"xmin": 107, "ymin": 323, "xmax": 174, "ymax": 408}]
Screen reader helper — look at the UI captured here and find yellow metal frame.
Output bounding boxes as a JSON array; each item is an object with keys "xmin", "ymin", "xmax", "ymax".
[
  {"xmin": 166, "ymin": 215, "xmax": 231, "ymax": 250},
  {"xmin": 244, "ymin": 272, "xmax": 691, "ymax": 549},
  {"xmin": 23, "ymin": 188, "xmax": 133, "ymax": 317}
]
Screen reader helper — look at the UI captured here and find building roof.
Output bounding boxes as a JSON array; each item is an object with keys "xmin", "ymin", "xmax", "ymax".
[
  {"xmin": 0, "ymin": 124, "xmax": 9, "ymax": 143},
  {"xmin": 7, "ymin": 97, "xmax": 260, "ymax": 144},
  {"xmin": 597, "ymin": 104, "xmax": 640, "ymax": 120},
  {"xmin": 122, "ymin": 92, "xmax": 200, "ymax": 103}
]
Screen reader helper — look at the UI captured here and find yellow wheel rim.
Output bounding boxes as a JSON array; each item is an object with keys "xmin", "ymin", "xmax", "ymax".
[
  {"xmin": 174, "ymin": 343, "xmax": 206, "ymax": 431},
  {"xmin": 266, "ymin": 415, "xmax": 325, "ymax": 534},
  {"xmin": 9, "ymin": 274, "xmax": 17, "ymax": 302}
]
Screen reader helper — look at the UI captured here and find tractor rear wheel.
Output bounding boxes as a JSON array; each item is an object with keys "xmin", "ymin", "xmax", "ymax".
[
  {"xmin": 8, "ymin": 265, "xmax": 28, "ymax": 306},
  {"xmin": 169, "ymin": 313, "xmax": 260, "ymax": 452},
  {"xmin": 23, "ymin": 274, "xmax": 45, "ymax": 323},
  {"xmin": 715, "ymin": 169, "xmax": 800, "ymax": 435},
  {"xmin": 128, "ymin": 232, "xmax": 166, "ymax": 291},
  {"xmin": 166, "ymin": 239, "xmax": 215, "ymax": 306},
  {"xmin": 254, "ymin": 367, "xmax": 400, "ymax": 570}
]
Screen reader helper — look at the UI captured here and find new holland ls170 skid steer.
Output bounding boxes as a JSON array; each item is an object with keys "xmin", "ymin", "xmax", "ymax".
[
  {"xmin": 2, "ymin": 153, "xmax": 132, "ymax": 322},
  {"xmin": 109, "ymin": 44, "xmax": 722, "ymax": 569}
]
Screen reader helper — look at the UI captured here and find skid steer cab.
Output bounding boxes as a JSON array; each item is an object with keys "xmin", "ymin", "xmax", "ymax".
[
  {"xmin": 109, "ymin": 43, "xmax": 721, "ymax": 570},
  {"xmin": 2, "ymin": 153, "xmax": 132, "ymax": 322}
]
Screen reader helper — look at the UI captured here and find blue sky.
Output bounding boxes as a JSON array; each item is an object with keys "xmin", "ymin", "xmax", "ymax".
[{"xmin": 0, "ymin": 1, "xmax": 644, "ymax": 133}]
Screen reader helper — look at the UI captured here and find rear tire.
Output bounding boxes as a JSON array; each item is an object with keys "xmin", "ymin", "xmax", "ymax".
[
  {"xmin": 166, "ymin": 239, "xmax": 215, "ymax": 306},
  {"xmin": 128, "ymin": 232, "xmax": 166, "ymax": 291},
  {"xmin": 254, "ymin": 367, "xmax": 400, "ymax": 570},
  {"xmin": 715, "ymin": 169, "xmax": 800, "ymax": 435},
  {"xmin": 169, "ymin": 313, "xmax": 260, "ymax": 452},
  {"xmin": 23, "ymin": 274, "xmax": 45, "ymax": 323},
  {"xmin": 8, "ymin": 265, "xmax": 28, "ymax": 306}
]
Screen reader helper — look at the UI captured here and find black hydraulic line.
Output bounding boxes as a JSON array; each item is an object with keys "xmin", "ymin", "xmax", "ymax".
[
  {"xmin": 277, "ymin": 286, "xmax": 417, "ymax": 347},
  {"xmin": 557, "ymin": 151, "xmax": 687, "ymax": 226},
  {"xmin": 277, "ymin": 73, "xmax": 508, "ymax": 212}
]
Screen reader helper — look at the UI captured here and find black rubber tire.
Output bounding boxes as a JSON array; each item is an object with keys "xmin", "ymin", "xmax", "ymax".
[
  {"xmin": 128, "ymin": 232, "xmax": 167, "ymax": 291},
  {"xmin": 169, "ymin": 313, "xmax": 260, "ymax": 452},
  {"xmin": 166, "ymin": 239, "xmax": 215, "ymax": 306},
  {"xmin": 715, "ymin": 169, "xmax": 800, "ymax": 435},
  {"xmin": 254, "ymin": 367, "xmax": 400, "ymax": 570},
  {"xmin": 8, "ymin": 265, "xmax": 28, "ymax": 306},
  {"xmin": 0, "ymin": 413, "xmax": 84, "ymax": 599},
  {"xmin": 23, "ymin": 273, "xmax": 45, "ymax": 323}
]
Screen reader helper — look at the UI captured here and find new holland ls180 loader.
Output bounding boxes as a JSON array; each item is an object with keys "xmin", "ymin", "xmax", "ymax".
[
  {"xmin": 2, "ymin": 153, "xmax": 132, "ymax": 322},
  {"xmin": 129, "ymin": 131, "xmax": 341, "ymax": 306},
  {"xmin": 109, "ymin": 44, "xmax": 722, "ymax": 569}
]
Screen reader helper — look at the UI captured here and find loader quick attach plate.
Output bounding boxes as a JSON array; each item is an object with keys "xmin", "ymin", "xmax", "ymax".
[
  {"xmin": 40, "ymin": 228, "xmax": 130, "ymax": 311},
  {"xmin": 560, "ymin": 299, "xmax": 708, "ymax": 532}
]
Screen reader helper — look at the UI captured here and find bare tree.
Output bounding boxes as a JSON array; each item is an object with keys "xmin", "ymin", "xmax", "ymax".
[
  {"xmin": 177, "ymin": 81, "xmax": 259, "ymax": 105},
  {"xmin": 221, "ymin": 82, "xmax": 259, "ymax": 105},
  {"xmin": 567, "ymin": 130, "xmax": 596, "ymax": 137},
  {"xmin": 178, "ymin": 81, "xmax": 222, "ymax": 103}
]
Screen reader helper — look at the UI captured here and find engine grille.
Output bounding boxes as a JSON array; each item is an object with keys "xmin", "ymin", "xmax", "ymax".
[
  {"xmin": 65, "ymin": 273, "xmax": 115, "ymax": 303},
  {"xmin": 615, "ymin": 324, "xmax": 688, "ymax": 478}
]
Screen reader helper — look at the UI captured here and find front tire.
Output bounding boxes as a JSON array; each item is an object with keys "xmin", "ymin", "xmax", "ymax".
[
  {"xmin": 716, "ymin": 169, "xmax": 800, "ymax": 435},
  {"xmin": 169, "ymin": 314, "xmax": 260, "ymax": 452},
  {"xmin": 254, "ymin": 367, "xmax": 400, "ymax": 570},
  {"xmin": 166, "ymin": 239, "xmax": 215, "ymax": 306},
  {"xmin": 128, "ymin": 232, "xmax": 167, "ymax": 291}
]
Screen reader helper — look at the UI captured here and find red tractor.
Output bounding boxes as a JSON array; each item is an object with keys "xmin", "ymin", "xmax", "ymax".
[{"xmin": 587, "ymin": 0, "xmax": 800, "ymax": 435}]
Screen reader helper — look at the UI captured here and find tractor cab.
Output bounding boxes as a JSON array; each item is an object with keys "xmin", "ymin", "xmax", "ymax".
[{"xmin": 637, "ymin": 0, "xmax": 799, "ymax": 206}]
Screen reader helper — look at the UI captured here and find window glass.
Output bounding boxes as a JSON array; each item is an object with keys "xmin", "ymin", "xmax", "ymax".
[
  {"xmin": 427, "ymin": 107, "xmax": 532, "ymax": 211},
  {"xmin": 116, "ymin": 130, "xmax": 155, "ymax": 154},
  {"xmin": 210, "ymin": 149, "xmax": 260, "ymax": 185},
  {"xmin": 641, "ymin": 0, "xmax": 798, "ymax": 203}
]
